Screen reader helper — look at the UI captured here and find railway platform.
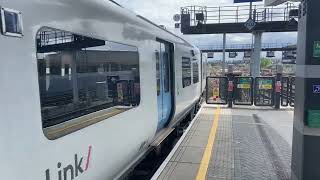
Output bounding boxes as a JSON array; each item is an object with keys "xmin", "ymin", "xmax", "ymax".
[{"xmin": 152, "ymin": 104, "xmax": 293, "ymax": 180}]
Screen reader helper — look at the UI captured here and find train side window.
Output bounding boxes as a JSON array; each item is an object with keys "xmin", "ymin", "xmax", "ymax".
[
  {"xmin": 156, "ymin": 51, "xmax": 160, "ymax": 95},
  {"xmin": 182, "ymin": 57, "xmax": 191, "ymax": 88},
  {"xmin": 192, "ymin": 61, "xmax": 199, "ymax": 83},
  {"xmin": 36, "ymin": 27, "xmax": 140, "ymax": 140}
]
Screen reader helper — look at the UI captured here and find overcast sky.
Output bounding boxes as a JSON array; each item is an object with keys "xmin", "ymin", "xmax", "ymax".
[{"xmin": 115, "ymin": 0, "xmax": 297, "ymax": 59}]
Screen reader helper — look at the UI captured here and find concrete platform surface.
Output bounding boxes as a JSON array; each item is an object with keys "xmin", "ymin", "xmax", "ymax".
[{"xmin": 152, "ymin": 104, "xmax": 294, "ymax": 180}]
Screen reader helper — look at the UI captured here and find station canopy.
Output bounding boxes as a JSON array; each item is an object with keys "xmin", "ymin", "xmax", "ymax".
[
  {"xmin": 234, "ymin": 0, "xmax": 262, "ymax": 3},
  {"xmin": 265, "ymin": 0, "xmax": 300, "ymax": 6}
]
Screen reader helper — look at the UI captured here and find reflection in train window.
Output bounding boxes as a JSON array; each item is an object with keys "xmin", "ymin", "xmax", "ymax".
[
  {"xmin": 36, "ymin": 27, "xmax": 140, "ymax": 139},
  {"xmin": 182, "ymin": 57, "xmax": 191, "ymax": 88},
  {"xmin": 202, "ymin": 61, "xmax": 206, "ymax": 79},
  {"xmin": 162, "ymin": 43, "xmax": 170, "ymax": 93},
  {"xmin": 193, "ymin": 61, "xmax": 199, "ymax": 83}
]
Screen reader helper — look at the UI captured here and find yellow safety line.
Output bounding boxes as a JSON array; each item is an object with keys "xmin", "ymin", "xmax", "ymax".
[{"xmin": 195, "ymin": 106, "xmax": 221, "ymax": 180}]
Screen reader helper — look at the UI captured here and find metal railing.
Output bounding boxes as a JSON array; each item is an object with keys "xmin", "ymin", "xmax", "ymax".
[
  {"xmin": 37, "ymin": 30, "xmax": 75, "ymax": 47},
  {"xmin": 198, "ymin": 43, "xmax": 296, "ymax": 51},
  {"xmin": 181, "ymin": 3, "xmax": 298, "ymax": 26}
]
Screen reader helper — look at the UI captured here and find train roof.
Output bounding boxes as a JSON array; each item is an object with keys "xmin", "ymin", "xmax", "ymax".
[
  {"xmin": 106, "ymin": 0, "xmax": 195, "ymax": 48},
  {"xmin": 1, "ymin": 0, "xmax": 197, "ymax": 50}
]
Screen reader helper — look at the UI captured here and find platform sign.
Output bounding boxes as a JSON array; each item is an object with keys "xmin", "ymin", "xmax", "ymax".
[
  {"xmin": 237, "ymin": 78, "xmax": 251, "ymax": 89},
  {"xmin": 244, "ymin": 51, "xmax": 252, "ymax": 58},
  {"xmin": 229, "ymin": 52, "xmax": 237, "ymax": 58},
  {"xmin": 313, "ymin": 85, "xmax": 320, "ymax": 94},
  {"xmin": 313, "ymin": 41, "xmax": 320, "ymax": 58},
  {"xmin": 308, "ymin": 110, "xmax": 320, "ymax": 128},
  {"xmin": 244, "ymin": 18, "xmax": 256, "ymax": 31},
  {"xmin": 207, "ymin": 52, "xmax": 214, "ymax": 58},
  {"xmin": 234, "ymin": 0, "xmax": 262, "ymax": 3},
  {"xmin": 258, "ymin": 79, "xmax": 273, "ymax": 90}
]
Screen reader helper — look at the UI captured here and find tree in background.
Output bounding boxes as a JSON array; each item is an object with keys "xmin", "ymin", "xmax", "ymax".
[{"xmin": 260, "ymin": 58, "xmax": 273, "ymax": 69}]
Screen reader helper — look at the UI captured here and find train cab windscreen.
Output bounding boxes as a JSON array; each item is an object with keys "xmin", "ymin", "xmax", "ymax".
[{"xmin": 36, "ymin": 27, "xmax": 140, "ymax": 139}]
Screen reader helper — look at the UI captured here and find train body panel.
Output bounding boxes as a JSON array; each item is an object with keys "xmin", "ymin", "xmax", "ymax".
[{"xmin": 0, "ymin": 0, "xmax": 206, "ymax": 179}]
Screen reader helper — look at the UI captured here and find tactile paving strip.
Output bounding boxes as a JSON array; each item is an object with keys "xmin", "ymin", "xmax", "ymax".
[
  {"xmin": 156, "ymin": 107, "xmax": 292, "ymax": 180},
  {"xmin": 207, "ymin": 109, "xmax": 292, "ymax": 180}
]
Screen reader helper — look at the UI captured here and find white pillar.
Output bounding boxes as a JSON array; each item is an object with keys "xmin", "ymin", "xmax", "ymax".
[
  {"xmin": 222, "ymin": 33, "xmax": 226, "ymax": 75},
  {"xmin": 251, "ymin": 31, "xmax": 262, "ymax": 78}
]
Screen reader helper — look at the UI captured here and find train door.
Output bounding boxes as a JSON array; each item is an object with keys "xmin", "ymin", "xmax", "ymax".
[{"xmin": 156, "ymin": 40, "xmax": 173, "ymax": 130}]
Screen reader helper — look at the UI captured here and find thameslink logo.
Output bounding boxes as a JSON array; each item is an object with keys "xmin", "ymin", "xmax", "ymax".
[{"xmin": 45, "ymin": 146, "xmax": 92, "ymax": 180}]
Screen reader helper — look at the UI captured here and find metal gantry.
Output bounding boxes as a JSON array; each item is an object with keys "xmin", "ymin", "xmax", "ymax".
[
  {"xmin": 180, "ymin": 3, "xmax": 298, "ymax": 34},
  {"xmin": 181, "ymin": 3, "xmax": 298, "ymax": 26}
]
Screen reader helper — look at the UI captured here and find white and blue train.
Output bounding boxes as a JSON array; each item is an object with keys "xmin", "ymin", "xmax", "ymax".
[{"xmin": 0, "ymin": 0, "xmax": 207, "ymax": 179}]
